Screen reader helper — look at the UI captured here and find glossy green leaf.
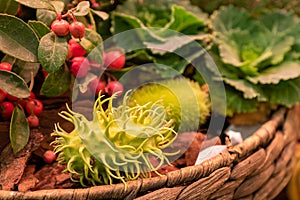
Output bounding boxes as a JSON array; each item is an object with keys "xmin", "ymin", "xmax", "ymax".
[
  {"xmin": 13, "ymin": 59, "xmax": 40, "ymax": 83},
  {"xmin": 40, "ymin": 66, "xmax": 71, "ymax": 97},
  {"xmin": 0, "ymin": 0, "xmax": 19, "ymax": 15},
  {"xmin": 10, "ymin": 106, "xmax": 30, "ymax": 154},
  {"xmin": 79, "ymin": 29, "xmax": 103, "ymax": 64},
  {"xmin": 0, "ymin": 14, "xmax": 39, "ymax": 62},
  {"xmin": 36, "ymin": 1, "xmax": 64, "ymax": 26},
  {"xmin": 0, "ymin": 70, "xmax": 30, "ymax": 98},
  {"xmin": 15, "ymin": 0, "xmax": 55, "ymax": 11},
  {"xmin": 28, "ymin": 20, "xmax": 50, "ymax": 39},
  {"xmin": 38, "ymin": 32, "xmax": 68, "ymax": 73},
  {"xmin": 74, "ymin": 1, "xmax": 90, "ymax": 16},
  {"xmin": 36, "ymin": 9, "xmax": 56, "ymax": 26}
]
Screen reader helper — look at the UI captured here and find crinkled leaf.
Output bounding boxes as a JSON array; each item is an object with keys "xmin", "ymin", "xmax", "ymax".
[
  {"xmin": 115, "ymin": 0, "xmax": 172, "ymax": 27},
  {"xmin": 38, "ymin": 32, "xmax": 68, "ymax": 73},
  {"xmin": 10, "ymin": 106, "xmax": 29, "ymax": 154},
  {"xmin": 164, "ymin": 5, "xmax": 205, "ymax": 35},
  {"xmin": 40, "ymin": 66, "xmax": 71, "ymax": 97},
  {"xmin": 15, "ymin": 0, "xmax": 55, "ymax": 11},
  {"xmin": 225, "ymin": 86, "xmax": 259, "ymax": 116},
  {"xmin": 211, "ymin": 5, "xmax": 252, "ymax": 36},
  {"xmin": 248, "ymin": 62, "xmax": 300, "ymax": 84},
  {"xmin": 90, "ymin": 9, "xmax": 109, "ymax": 20},
  {"xmin": 223, "ymin": 78, "xmax": 262, "ymax": 99},
  {"xmin": 0, "ymin": 70, "xmax": 30, "ymax": 98},
  {"xmin": 13, "ymin": 60, "xmax": 40, "ymax": 83},
  {"xmin": 74, "ymin": 1, "xmax": 90, "ymax": 16},
  {"xmin": 28, "ymin": 20, "xmax": 50, "ymax": 39},
  {"xmin": 0, "ymin": 0, "xmax": 19, "ymax": 15},
  {"xmin": 262, "ymin": 77, "xmax": 300, "ymax": 107},
  {"xmin": 0, "ymin": 14, "xmax": 39, "ymax": 62},
  {"xmin": 145, "ymin": 35, "xmax": 202, "ymax": 55}
]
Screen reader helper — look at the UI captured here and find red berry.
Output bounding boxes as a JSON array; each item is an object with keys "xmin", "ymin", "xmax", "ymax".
[
  {"xmin": 27, "ymin": 115, "xmax": 39, "ymax": 128},
  {"xmin": 43, "ymin": 150, "xmax": 57, "ymax": 164},
  {"xmin": 41, "ymin": 69, "xmax": 48, "ymax": 78},
  {"xmin": 70, "ymin": 57, "xmax": 89, "ymax": 78},
  {"xmin": 0, "ymin": 89, "xmax": 7, "ymax": 102},
  {"xmin": 0, "ymin": 62, "xmax": 12, "ymax": 71},
  {"xmin": 6, "ymin": 93, "xmax": 19, "ymax": 101},
  {"xmin": 25, "ymin": 99, "xmax": 43, "ymax": 116},
  {"xmin": 69, "ymin": 21, "xmax": 85, "ymax": 39},
  {"xmin": 29, "ymin": 92, "xmax": 36, "ymax": 99},
  {"xmin": 89, "ymin": 78, "xmax": 106, "ymax": 95},
  {"xmin": 103, "ymin": 50, "xmax": 126, "ymax": 70},
  {"xmin": 51, "ymin": 19, "xmax": 70, "ymax": 37},
  {"xmin": 67, "ymin": 39, "xmax": 86, "ymax": 59},
  {"xmin": 106, "ymin": 81, "xmax": 124, "ymax": 96},
  {"xmin": 0, "ymin": 101, "xmax": 14, "ymax": 120}
]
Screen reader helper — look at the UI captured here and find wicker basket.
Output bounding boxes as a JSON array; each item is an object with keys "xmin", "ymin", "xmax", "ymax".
[{"xmin": 0, "ymin": 105, "xmax": 298, "ymax": 200}]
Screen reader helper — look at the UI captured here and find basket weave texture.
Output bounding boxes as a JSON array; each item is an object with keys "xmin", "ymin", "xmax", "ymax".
[{"xmin": 0, "ymin": 105, "xmax": 298, "ymax": 200}]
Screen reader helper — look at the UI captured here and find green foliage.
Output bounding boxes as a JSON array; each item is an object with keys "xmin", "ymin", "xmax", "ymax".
[
  {"xmin": 10, "ymin": 105, "xmax": 29, "ymax": 154},
  {"xmin": 0, "ymin": 14, "xmax": 39, "ymax": 62},
  {"xmin": 210, "ymin": 6, "xmax": 300, "ymax": 115},
  {"xmin": 0, "ymin": 70, "xmax": 30, "ymax": 98}
]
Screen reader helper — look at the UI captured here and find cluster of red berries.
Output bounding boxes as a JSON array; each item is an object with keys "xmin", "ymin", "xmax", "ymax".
[
  {"xmin": 51, "ymin": 17, "xmax": 86, "ymax": 39},
  {"xmin": 50, "ymin": 13, "xmax": 126, "ymax": 98},
  {"xmin": 68, "ymin": 47, "xmax": 126, "ymax": 97},
  {"xmin": 0, "ymin": 62, "xmax": 43, "ymax": 128}
]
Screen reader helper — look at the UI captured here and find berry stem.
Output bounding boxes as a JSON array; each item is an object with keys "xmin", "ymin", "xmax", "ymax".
[
  {"xmin": 88, "ymin": 10, "xmax": 97, "ymax": 31},
  {"xmin": 28, "ymin": 71, "xmax": 34, "ymax": 92}
]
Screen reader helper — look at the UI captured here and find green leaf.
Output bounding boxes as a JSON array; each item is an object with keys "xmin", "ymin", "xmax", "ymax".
[
  {"xmin": 38, "ymin": 32, "xmax": 68, "ymax": 73},
  {"xmin": 223, "ymin": 78, "xmax": 262, "ymax": 99},
  {"xmin": 0, "ymin": 70, "xmax": 30, "ymax": 98},
  {"xmin": 15, "ymin": 0, "xmax": 55, "ymax": 11},
  {"xmin": 79, "ymin": 29, "xmax": 103, "ymax": 64},
  {"xmin": 90, "ymin": 9, "xmax": 109, "ymax": 21},
  {"xmin": 0, "ymin": 14, "xmax": 39, "ymax": 62},
  {"xmin": 40, "ymin": 66, "xmax": 71, "ymax": 97},
  {"xmin": 13, "ymin": 60, "xmax": 40, "ymax": 83},
  {"xmin": 1, "ymin": 54, "xmax": 16, "ymax": 65},
  {"xmin": 36, "ymin": 9, "xmax": 56, "ymax": 26},
  {"xmin": 0, "ymin": 0, "xmax": 19, "ymax": 15},
  {"xmin": 164, "ymin": 5, "xmax": 205, "ymax": 35},
  {"xmin": 28, "ymin": 20, "xmax": 50, "ymax": 39},
  {"xmin": 36, "ymin": 1, "xmax": 64, "ymax": 26},
  {"xmin": 211, "ymin": 5, "xmax": 252, "ymax": 36},
  {"xmin": 10, "ymin": 106, "xmax": 29, "ymax": 154},
  {"xmin": 263, "ymin": 77, "xmax": 300, "ymax": 107},
  {"xmin": 225, "ymin": 86, "xmax": 259, "ymax": 116},
  {"xmin": 248, "ymin": 62, "xmax": 300, "ymax": 84},
  {"xmin": 74, "ymin": 1, "xmax": 90, "ymax": 16}
]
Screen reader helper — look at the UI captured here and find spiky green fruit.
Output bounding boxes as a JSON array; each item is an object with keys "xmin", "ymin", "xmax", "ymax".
[
  {"xmin": 129, "ymin": 78, "xmax": 210, "ymax": 132},
  {"xmin": 51, "ymin": 92, "xmax": 178, "ymax": 186}
]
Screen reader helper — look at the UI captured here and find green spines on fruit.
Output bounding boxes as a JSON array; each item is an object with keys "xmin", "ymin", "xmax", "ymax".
[
  {"xmin": 129, "ymin": 78, "xmax": 210, "ymax": 132},
  {"xmin": 51, "ymin": 92, "xmax": 178, "ymax": 186}
]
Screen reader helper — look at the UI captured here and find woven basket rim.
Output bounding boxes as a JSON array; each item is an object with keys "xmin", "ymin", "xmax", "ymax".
[{"xmin": 0, "ymin": 107, "xmax": 294, "ymax": 199}]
